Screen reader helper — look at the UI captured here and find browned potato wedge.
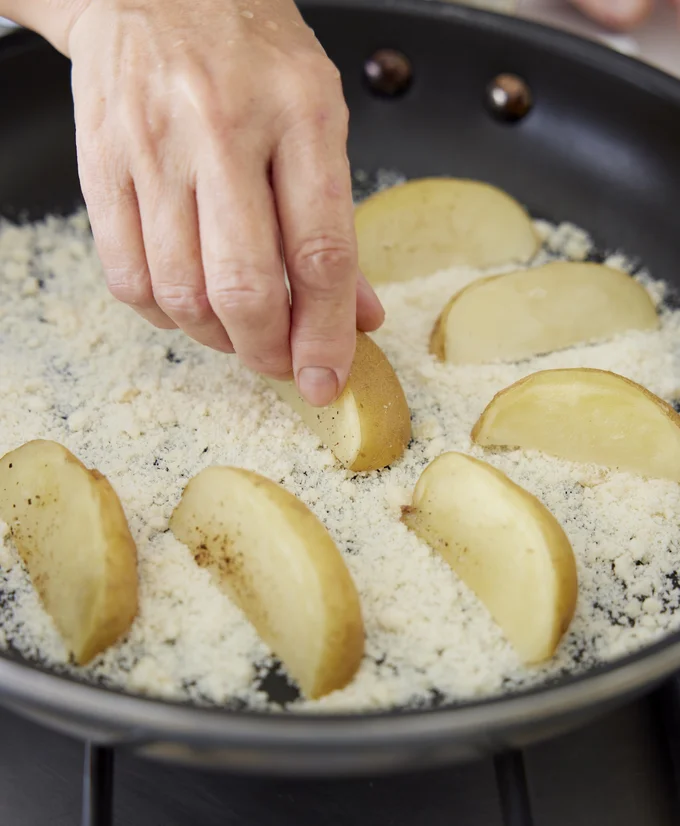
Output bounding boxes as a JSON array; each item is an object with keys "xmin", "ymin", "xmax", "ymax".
[
  {"xmin": 472, "ymin": 369, "xmax": 680, "ymax": 482},
  {"xmin": 431, "ymin": 262, "xmax": 659, "ymax": 364},
  {"xmin": 0, "ymin": 440, "xmax": 138, "ymax": 664},
  {"xmin": 265, "ymin": 332, "xmax": 411, "ymax": 472},
  {"xmin": 355, "ymin": 178, "xmax": 540, "ymax": 285},
  {"xmin": 170, "ymin": 467, "xmax": 365, "ymax": 699},
  {"xmin": 402, "ymin": 452, "xmax": 577, "ymax": 663}
]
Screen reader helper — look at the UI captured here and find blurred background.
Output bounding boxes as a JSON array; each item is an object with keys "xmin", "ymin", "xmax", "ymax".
[
  {"xmin": 514, "ymin": 0, "xmax": 679, "ymax": 75},
  {"xmin": 1, "ymin": 1, "xmax": 679, "ymax": 76}
]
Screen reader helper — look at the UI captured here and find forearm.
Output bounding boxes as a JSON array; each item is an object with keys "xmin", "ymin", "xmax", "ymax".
[{"xmin": 0, "ymin": 0, "xmax": 89, "ymax": 54}]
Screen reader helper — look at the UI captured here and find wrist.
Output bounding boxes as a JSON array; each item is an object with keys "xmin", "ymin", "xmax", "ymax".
[{"xmin": 0, "ymin": 0, "xmax": 90, "ymax": 55}]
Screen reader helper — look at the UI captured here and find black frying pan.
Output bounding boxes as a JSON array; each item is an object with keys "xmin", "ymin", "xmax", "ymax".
[{"xmin": 1, "ymin": 0, "xmax": 680, "ymax": 778}]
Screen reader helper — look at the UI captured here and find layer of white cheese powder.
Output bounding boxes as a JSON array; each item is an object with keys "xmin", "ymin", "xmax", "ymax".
[{"xmin": 1, "ymin": 206, "xmax": 680, "ymax": 714}]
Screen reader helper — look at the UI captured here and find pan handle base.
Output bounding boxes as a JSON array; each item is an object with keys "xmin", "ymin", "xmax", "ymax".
[
  {"xmin": 82, "ymin": 743, "xmax": 115, "ymax": 826},
  {"xmin": 494, "ymin": 750, "xmax": 535, "ymax": 826}
]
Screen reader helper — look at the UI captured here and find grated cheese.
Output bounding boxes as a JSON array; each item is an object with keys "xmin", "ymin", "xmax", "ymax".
[{"xmin": 1, "ymin": 206, "xmax": 680, "ymax": 714}]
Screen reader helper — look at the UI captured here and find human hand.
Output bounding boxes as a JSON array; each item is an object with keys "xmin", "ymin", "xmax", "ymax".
[
  {"xmin": 40, "ymin": 0, "xmax": 385, "ymax": 407},
  {"xmin": 568, "ymin": 0, "xmax": 679, "ymax": 30}
]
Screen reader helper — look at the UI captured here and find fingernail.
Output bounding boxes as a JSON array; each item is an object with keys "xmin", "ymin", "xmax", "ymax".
[{"xmin": 297, "ymin": 367, "xmax": 339, "ymax": 407}]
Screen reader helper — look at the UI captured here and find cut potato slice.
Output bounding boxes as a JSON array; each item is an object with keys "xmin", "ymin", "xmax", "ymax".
[
  {"xmin": 431, "ymin": 262, "xmax": 659, "ymax": 365},
  {"xmin": 170, "ymin": 467, "xmax": 365, "ymax": 699},
  {"xmin": 402, "ymin": 452, "xmax": 577, "ymax": 663},
  {"xmin": 0, "ymin": 440, "xmax": 138, "ymax": 664},
  {"xmin": 472, "ymin": 368, "xmax": 680, "ymax": 482},
  {"xmin": 265, "ymin": 331, "xmax": 411, "ymax": 472},
  {"xmin": 355, "ymin": 178, "xmax": 540, "ymax": 285}
]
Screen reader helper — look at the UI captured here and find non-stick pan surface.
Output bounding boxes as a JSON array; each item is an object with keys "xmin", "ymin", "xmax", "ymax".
[{"xmin": 2, "ymin": 0, "xmax": 680, "ymax": 777}]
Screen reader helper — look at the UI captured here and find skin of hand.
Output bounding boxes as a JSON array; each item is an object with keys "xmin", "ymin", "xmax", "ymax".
[
  {"xmin": 1, "ymin": 0, "xmax": 676, "ymax": 408},
  {"xmin": 2, "ymin": 0, "xmax": 385, "ymax": 408},
  {"xmin": 568, "ymin": 0, "xmax": 678, "ymax": 29}
]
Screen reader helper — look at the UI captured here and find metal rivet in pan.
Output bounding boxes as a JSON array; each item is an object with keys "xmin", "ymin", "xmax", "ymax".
[
  {"xmin": 486, "ymin": 74, "xmax": 533, "ymax": 122},
  {"xmin": 364, "ymin": 49, "xmax": 413, "ymax": 97}
]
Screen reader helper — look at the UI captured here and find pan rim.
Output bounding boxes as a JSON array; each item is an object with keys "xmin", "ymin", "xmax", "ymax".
[
  {"xmin": 318, "ymin": 0, "xmax": 680, "ymax": 102},
  {"xmin": 2, "ymin": 6, "xmax": 680, "ymax": 748},
  {"xmin": 2, "ymin": 633, "xmax": 680, "ymax": 745}
]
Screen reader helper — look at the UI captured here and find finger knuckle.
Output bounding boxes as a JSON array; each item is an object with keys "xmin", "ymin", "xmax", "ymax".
[
  {"xmin": 153, "ymin": 282, "xmax": 212, "ymax": 324},
  {"xmin": 73, "ymin": 84, "xmax": 107, "ymax": 135},
  {"xmin": 117, "ymin": 93, "xmax": 152, "ymax": 145},
  {"xmin": 299, "ymin": 89, "xmax": 345, "ymax": 128},
  {"xmin": 334, "ymin": 98, "xmax": 350, "ymax": 129},
  {"xmin": 77, "ymin": 149, "xmax": 133, "ymax": 212},
  {"xmin": 300, "ymin": 52, "xmax": 343, "ymax": 87},
  {"xmin": 117, "ymin": 100, "xmax": 170, "ymax": 176},
  {"xmin": 106, "ymin": 272, "xmax": 153, "ymax": 308},
  {"xmin": 294, "ymin": 329, "xmax": 349, "ymax": 355},
  {"xmin": 292, "ymin": 237, "xmax": 355, "ymax": 294},
  {"xmin": 282, "ymin": 59, "xmax": 346, "ymax": 122},
  {"xmin": 208, "ymin": 265, "xmax": 283, "ymax": 315},
  {"xmin": 76, "ymin": 135, "xmax": 104, "ymax": 176},
  {"xmin": 204, "ymin": 112, "xmax": 249, "ymax": 157},
  {"xmin": 83, "ymin": 177, "xmax": 135, "ymax": 213},
  {"xmin": 210, "ymin": 100, "xmax": 249, "ymax": 136},
  {"xmin": 180, "ymin": 66, "xmax": 249, "ymax": 137},
  {"xmin": 242, "ymin": 349, "xmax": 292, "ymax": 378}
]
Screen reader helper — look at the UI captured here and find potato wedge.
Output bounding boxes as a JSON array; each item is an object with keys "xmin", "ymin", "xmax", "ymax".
[
  {"xmin": 355, "ymin": 178, "xmax": 540, "ymax": 284},
  {"xmin": 402, "ymin": 452, "xmax": 577, "ymax": 663},
  {"xmin": 431, "ymin": 262, "xmax": 659, "ymax": 364},
  {"xmin": 0, "ymin": 440, "xmax": 138, "ymax": 664},
  {"xmin": 472, "ymin": 368, "xmax": 680, "ymax": 482},
  {"xmin": 170, "ymin": 467, "xmax": 365, "ymax": 699},
  {"xmin": 265, "ymin": 332, "xmax": 411, "ymax": 472}
]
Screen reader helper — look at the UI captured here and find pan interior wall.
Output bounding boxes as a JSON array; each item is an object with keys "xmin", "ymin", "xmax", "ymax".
[
  {"xmin": 1, "ymin": 10, "xmax": 680, "ymax": 718},
  {"xmin": 2, "ymin": 14, "xmax": 680, "ymax": 281}
]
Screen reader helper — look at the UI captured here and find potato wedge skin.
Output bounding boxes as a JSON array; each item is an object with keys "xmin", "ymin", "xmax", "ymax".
[
  {"xmin": 170, "ymin": 467, "xmax": 365, "ymax": 699},
  {"xmin": 87, "ymin": 470, "xmax": 140, "ymax": 664},
  {"xmin": 356, "ymin": 178, "xmax": 540, "ymax": 284},
  {"xmin": 428, "ymin": 306, "xmax": 449, "ymax": 362},
  {"xmin": 0, "ymin": 440, "xmax": 138, "ymax": 664},
  {"xmin": 472, "ymin": 368, "xmax": 680, "ymax": 482},
  {"xmin": 431, "ymin": 263, "xmax": 659, "ymax": 365},
  {"xmin": 264, "ymin": 377, "xmax": 362, "ymax": 468},
  {"xmin": 402, "ymin": 452, "xmax": 577, "ymax": 663},
  {"xmin": 266, "ymin": 332, "xmax": 411, "ymax": 472},
  {"xmin": 348, "ymin": 332, "xmax": 412, "ymax": 472}
]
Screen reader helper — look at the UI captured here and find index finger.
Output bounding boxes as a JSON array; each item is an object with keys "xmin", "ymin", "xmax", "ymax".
[{"xmin": 272, "ymin": 78, "xmax": 362, "ymax": 408}]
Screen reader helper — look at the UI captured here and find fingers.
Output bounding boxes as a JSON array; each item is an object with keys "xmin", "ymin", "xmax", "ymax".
[
  {"xmin": 75, "ymin": 132, "xmax": 177, "ymax": 330},
  {"xmin": 83, "ymin": 180, "xmax": 178, "ymax": 330},
  {"xmin": 76, "ymin": 41, "xmax": 382, "ymax": 390},
  {"xmin": 273, "ymin": 78, "xmax": 359, "ymax": 407},
  {"xmin": 196, "ymin": 151, "xmax": 292, "ymax": 379},
  {"xmin": 357, "ymin": 271, "xmax": 385, "ymax": 333},
  {"xmin": 135, "ymin": 179, "xmax": 234, "ymax": 353},
  {"xmin": 568, "ymin": 0, "xmax": 654, "ymax": 30}
]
